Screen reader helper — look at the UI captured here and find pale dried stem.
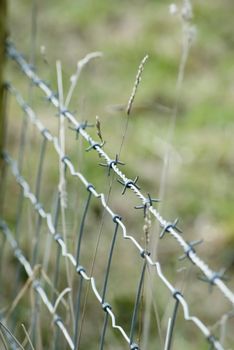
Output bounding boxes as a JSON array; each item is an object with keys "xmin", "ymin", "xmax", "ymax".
[
  {"xmin": 21, "ymin": 323, "xmax": 35, "ymax": 350},
  {"xmin": 56, "ymin": 60, "xmax": 75, "ymax": 329},
  {"xmin": 65, "ymin": 51, "xmax": 102, "ymax": 108},
  {"xmin": 143, "ymin": 1, "xmax": 195, "ymax": 348}
]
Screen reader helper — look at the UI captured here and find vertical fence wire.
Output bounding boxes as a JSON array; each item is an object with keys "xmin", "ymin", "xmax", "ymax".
[
  {"xmin": 129, "ymin": 260, "xmax": 147, "ymax": 348},
  {"xmin": 164, "ymin": 295, "xmax": 180, "ymax": 350},
  {"xmin": 99, "ymin": 219, "xmax": 120, "ymax": 349},
  {"xmin": 0, "ymin": 79, "xmax": 231, "ymax": 349},
  {"xmin": 74, "ymin": 272, "xmax": 84, "ymax": 350},
  {"xmin": 1, "ymin": 141, "xmax": 226, "ymax": 350},
  {"xmin": 75, "ymin": 190, "xmax": 92, "ymax": 267},
  {"xmin": 30, "ymin": 132, "xmax": 47, "ymax": 348},
  {"xmin": 101, "ymin": 220, "xmax": 120, "ymax": 304},
  {"xmin": 73, "ymin": 189, "xmax": 92, "ymax": 348},
  {"xmin": 99, "ymin": 311, "xmax": 109, "ymax": 350},
  {"xmin": 32, "ymin": 136, "xmax": 47, "ymax": 266},
  {"xmin": 6, "ymin": 42, "xmax": 234, "ymax": 308}
]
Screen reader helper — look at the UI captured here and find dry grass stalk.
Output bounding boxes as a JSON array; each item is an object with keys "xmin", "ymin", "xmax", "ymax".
[
  {"xmin": 0, "ymin": 321, "xmax": 25, "ymax": 350},
  {"xmin": 5, "ymin": 265, "xmax": 42, "ymax": 320},
  {"xmin": 21, "ymin": 324, "xmax": 35, "ymax": 350},
  {"xmin": 126, "ymin": 54, "xmax": 149, "ymax": 115},
  {"xmin": 56, "ymin": 60, "xmax": 67, "ymax": 209},
  {"xmin": 95, "ymin": 115, "xmax": 103, "ymax": 143},
  {"xmin": 65, "ymin": 51, "xmax": 102, "ymax": 108}
]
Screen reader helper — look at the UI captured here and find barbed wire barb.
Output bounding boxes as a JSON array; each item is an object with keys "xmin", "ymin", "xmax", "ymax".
[
  {"xmin": 1, "ymin": 144, "xmax": 226, "ymax": 350},
  {"xmin": 6, "ymin": 42, "xmax": 234, "ymax": 309},
  {"xmin": 2, "ymin": 41, "xmax": 234, "ymax": 349}
]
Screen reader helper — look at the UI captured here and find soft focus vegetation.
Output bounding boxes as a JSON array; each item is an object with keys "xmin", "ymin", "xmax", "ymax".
[{"xmin": 1, "ymin": 0, "xmax": 234, "ymax": 349}]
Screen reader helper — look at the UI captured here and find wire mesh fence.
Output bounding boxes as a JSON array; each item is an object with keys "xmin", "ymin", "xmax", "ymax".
[{"xmin": 0, "ymin": 41, "xmax": 233, "ymax": 350}]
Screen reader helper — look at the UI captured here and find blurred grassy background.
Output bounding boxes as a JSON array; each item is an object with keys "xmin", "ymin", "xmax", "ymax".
[{"xmin": 1, "ymin": 0, "xmax": 234, "ymax": 349}]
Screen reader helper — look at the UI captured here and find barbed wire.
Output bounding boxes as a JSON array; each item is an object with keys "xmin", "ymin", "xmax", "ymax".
[
  {"xmin": 1, "ymin": 82, "xmax": 227, "ymax": 349},
  {"xmin": 6, "ymin": 41, "xmax": 234, "ymax": 308},
  {"xmin": 1, "ymin": 151, "xmax": 136, "ymax": 349}
]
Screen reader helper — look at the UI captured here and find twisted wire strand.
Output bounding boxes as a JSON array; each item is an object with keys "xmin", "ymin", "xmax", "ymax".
[
  {"xmin": 0, "ymin": 220, "xmax": 74, "ymax": 350},
  {"xmin": 2, "ymin": 152, "xmax": 224, "ymax": 350},
  {"xmin": 6, "ymin": 42, "xmax": 234, "ymax": 308},
  {"xmin": 2, "ymin": 82, "xmax": 225, "ymax": 348},
  {"xmin": 1, "ymin": 151, "xmax": 132, "ymax": 347}
]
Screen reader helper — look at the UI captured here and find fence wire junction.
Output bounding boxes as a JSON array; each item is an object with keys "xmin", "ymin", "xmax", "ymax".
[{"xmin": 0, "ymin": 41, "xmax": 233, "ymax": 350}]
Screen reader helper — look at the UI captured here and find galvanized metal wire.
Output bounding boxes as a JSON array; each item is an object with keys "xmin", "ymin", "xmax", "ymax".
[
  {"xmin": 6, "ymin": 41, "xmax": 234, "ymax": 308},
  {"xmin": 0, "ymin": 220, "xmax": 75, "ymax": 349},
  {"xmin": 1, "ymin": 143, "xmax": 224, "ymax": 350},
  {"xmin": 0, "ymin": 82, "xmax": 229, "ymax": 349}
]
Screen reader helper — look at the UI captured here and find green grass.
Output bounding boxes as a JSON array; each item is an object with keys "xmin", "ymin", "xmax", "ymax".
[{"xmin": 3, "ymin": 0, "xmax": 234, "ymax": 349}]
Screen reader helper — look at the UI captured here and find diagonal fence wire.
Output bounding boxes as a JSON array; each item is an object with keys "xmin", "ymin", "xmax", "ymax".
[
  {"xmin": 0, "ymin": 152, "xmax": 133, "ymax": 348},
  {"xmin": 0, "ymin": 220, "xmax": 75, "ymax": 349},
  {"xmin": 0, "ymin": 82, "xmax": 228, "ymax": 350},
  {"xmin": 6, "ymin": 41, "xmax": 234, "ymax": 308},
  {"xmin": 1, "ymin": 143, "xmax": 224, "ymax": 350}
]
